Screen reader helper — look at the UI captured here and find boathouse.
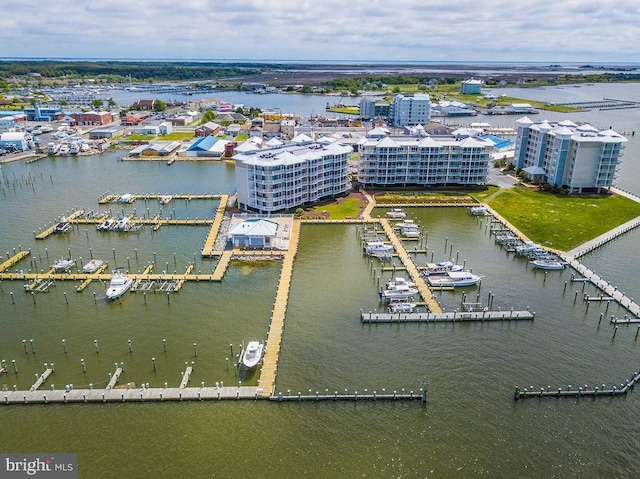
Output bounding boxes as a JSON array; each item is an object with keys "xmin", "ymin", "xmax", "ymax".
[
  {"xmin": 227, "ymin": 217, "xmax": 279, "ymax": 248},
  {"xmin": 184, "ymin": 135, "xmax": 228, "ymax": 158}
]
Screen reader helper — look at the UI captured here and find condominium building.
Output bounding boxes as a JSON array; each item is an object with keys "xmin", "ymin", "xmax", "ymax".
[
  {"xmin": 357, "ymin": 130, "xmax": 492, "ymax": 187},
  {"xmin": 389, "ymin": 94, "xmax": 431, "ymax": 127},
  {"xmin": 513, "ymin": 117, "xmax": 627, "ymax": 192},
  {"xmin": 234, "ymin": 140, "xmax": 352, "ymax": 213},
  {"xmin": 460, "ymin": 78, "xmax": 483, "ymax": 95}
]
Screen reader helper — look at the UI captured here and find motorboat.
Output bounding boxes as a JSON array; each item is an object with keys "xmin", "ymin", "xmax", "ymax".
[
  {"xmin": 427, "ymin": 271, "xmax": 484, "ymax": 288},
  {"xmin": 399, "ymin": 226, "xmax": 420, "ymax": 238},
  {"xmin": 119, "ymin": 193, "xmax": 134, "ymax": 203},
  {"xmin": 241, "ymin": 341, "xmax": 264, "ymax": 369},
  {"xmin": 47, "ymin": 142, "xmax": 60, "ymax": 154},
  {"xmin": 81, "ymin": 259, "xmax": 105, "ymax": 273},
  {"xmin": 114, "ymin": 216, "xmax": 131, "ymax": 232},
  {"xmin": 97, "ymin": 217, "xmax": 117, "ymax": 231},
  {"xmin": 380, "ymin": 282, "xmax": 419, "ymax": 302},
  {"xmin": 395, "ymin": 219, "xmax": 417, "ymax": 229},
  {"xmin": 388, "ymin": 302, "xmax": 417, "ymax": 313},
  {"xmin": 159, "ymin": 195, "xmax": 172, "ymax": 205},
  {"xmin": 530, "ymin": 259, "xmax": 566, "ymax": 270},
  {"xmin": 53, "ymin": 219, "xmax": 72, "ymax": 234},
  {"xmin": 515, "ymin": 241, "xmax": 539, "ymax": 255},
  {"xmin": 69, "ymin": 142, "xmax": 80, "ymax": 155},
  {"xmin": 470, "ymin": 205, "xmax": 488, "ymax": 216},
  {"xmin": 80, "ymin": 143, "xmax": 90, "ymax": 152},
  {"xmin": 105, "ymin": 270, "xmax": 133, "ymax": 301},
  {"xmin": 58, "ymin": 144, "xmax": 70, "ymax": 155},
  {"xmin": 386, "ymin": 208, "xmax": 407, "ymax": 219},
  {"xmin": 51, "ymin": 258, "xmax": 75, "ymax": 273},
  {"xmin": 384, "ymin": 277, "xmax": 415, "ymax": 289},
  {"xmin": 364, "ymin": 240, "xmax": 394, "ymax": 256},
  {"xmin": 422, "ymin": 261, "xmax": 464, "ymax": 276}
]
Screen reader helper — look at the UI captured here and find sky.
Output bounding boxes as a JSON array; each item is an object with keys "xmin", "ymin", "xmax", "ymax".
[{"xmin": 2, "ymin": 0, "xmax": 639, "ymax": 63}]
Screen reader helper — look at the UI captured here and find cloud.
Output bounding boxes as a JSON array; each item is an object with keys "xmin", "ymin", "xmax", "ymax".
[{"xmin": 1, "ymin": 0, "xmax": 639, "ymax": 62}]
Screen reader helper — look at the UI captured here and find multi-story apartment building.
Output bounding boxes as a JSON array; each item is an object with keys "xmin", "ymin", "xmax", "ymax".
[
  {"xmin": 389, "ymin": 94, "xmax": 431, "ymax": 127},
  {"xmin": 234, "ymin": 140, "xmax": 352, "ymax": 213},
  {"xmin": 460, "ymin": 78, "xmax": 483, "ymax": 95},
  {"xmin": 513, "ymin": 117, "xmax": 627, "ymax": 193},
  {"xmin": 357, "ymin": 130, "xmax": 492, "ymax": 187}
]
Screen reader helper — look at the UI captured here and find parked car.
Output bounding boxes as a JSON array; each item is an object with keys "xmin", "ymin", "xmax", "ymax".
[{"xmin": 0, "ymin": 149, "xmax": 7, "ymax": 156}]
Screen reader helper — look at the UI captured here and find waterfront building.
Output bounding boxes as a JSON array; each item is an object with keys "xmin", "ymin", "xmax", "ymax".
[
  {"xmin": 234, "ymin": 141, "xmax": 352, "ymax": 213},
  {"xmin": 227, "ymin": 217, "xmax": 278, "ymax": 248},
  {"xmin": 513, "ymin": 117, "xmax": 628, "ymax": 192},
  {"xmin": 357, "ymin": 129, "xmax": 492, "ymax": 187},
  {"xmin": 23, "ymin": 103, "xmax": 63, "ymax": 121},
  {"xmin": 389, "ymin": 94, "xmax": 431, "ymax": 127},
  {"xmin": 88, "ymin": 125, "xmax": 127, "ymax": 139},
  {"xmin": 460, "ymin": 78, "xmax": 483, "ymax": 95},
  {"xmin": 69, "ymin": 111, "xmax": 117, "ymax": 126},
  {"xmin": 431, "ymin": 100, "xmax": 477, "ymax": 117},
  {"xmin": 0, "ymin": 131, "xmax": 32, "ymax": 151},
  {"xmin": 184, "ymin": 135, "xmax": 228, "ymax": 158}
]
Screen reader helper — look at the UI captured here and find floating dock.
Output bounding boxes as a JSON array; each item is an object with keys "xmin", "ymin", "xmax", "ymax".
[
  {"xmin": 514, "ymin": 371, "xmax": 640, "ymax": 400},
  {"xmin": 361, "ymin": 310, "xmax": 534, "ymax": 323}
]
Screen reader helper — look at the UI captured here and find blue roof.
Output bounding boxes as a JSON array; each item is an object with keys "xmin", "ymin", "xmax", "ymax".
[{"xmin": 188, "ymin": 135, "xmax": 218, "ymax": 152}]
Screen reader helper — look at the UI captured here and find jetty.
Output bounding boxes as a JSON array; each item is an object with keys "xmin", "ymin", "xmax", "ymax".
[
  {"xmin": 514, "ymin": 370, "xmax": 640, "ymax": 400},
  {"xmin": 35, "ymin": 210, "xmax": 85, "ymax": 239},
  {"xmin": 361, "ymin": 309, "xmax": 534, "ymax": 323}
]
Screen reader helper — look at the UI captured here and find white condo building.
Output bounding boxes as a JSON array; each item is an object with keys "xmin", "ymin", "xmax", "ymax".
[
  {"xmin": 513, "ymin": 117, "xmax": 627, "ymax": 193},
  {"xmin": 389, "ymin": 94, "xmax": 431, "ymax": 127},
  {"xmin": 234, "ymin": 140, "xmax": 352, "ymax": 213},
  {"xmin": 357, "ymin": 129, "xmax": 492, "ymax": 187}
]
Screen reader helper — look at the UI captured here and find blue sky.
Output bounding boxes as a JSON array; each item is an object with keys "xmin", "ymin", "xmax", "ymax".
[{"xmin": 3, "ymin": 0, "xmax": 639, "ymax": 63}]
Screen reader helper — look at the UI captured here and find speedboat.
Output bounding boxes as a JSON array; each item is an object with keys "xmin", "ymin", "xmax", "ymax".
[
  {"xmin": 105, "ymin": 270, "xmax": 133, "ymax": 301},
  {"xmin": 241, "ymin": 341, "xmax": 264, "ymax": 369},
  {"xmin": 530, "ymin": 259, "xmax": 566, "ymax": 270},
  {"xmin": 159, "ymin": 195, "xmax": 172, "ymax": 205},
  {"xmin": 53, "ymin": 219, "xmax": 71, "ymax": 234},
  {"xmin": 422, "ymin": 261, "xmax": 464, "ymax": 276},
  {"xmin": 364, "ymin": 240, "xmax": 394, "ymax": 256},
  {"xmin": 380, "ymin": 283, "xmax": 419, "ymax": 302},
  {"xmin": 97, "ymin": 217, "xmax": 117, "ymax": 231},
  {"xmin": 386, "ymin": 208, "xmax": 407, "ymax": 219},
  {"xmin": 51, "ymin": 258, "xmax": 75, "ymax": 273},
  {"xmin": 428, "ymin": 271, "xmax": 484, "ymax": 288},
  {"xmin": 81, "ymin": 259, "xmax": 105, "ymax": 273},
  {"xmin": 114, "ymin": 217, "xmax": 130, "ymax": 232},
  {"xmin": 388, "ymin": 301, "xmax": 417, "ymax": 313}
]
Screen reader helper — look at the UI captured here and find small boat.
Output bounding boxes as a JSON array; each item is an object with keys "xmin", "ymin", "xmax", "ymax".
[
  {"xmin": 384, "ymin": 277, "xmax": 415, "ymax": 289},
  {"xmin": 388, "ymin": 302, "xmax": 417, "ymax": 313},
  {"xmin": 114, "ymin": 217, "xmax": 131, "ymax": 232},
  {"xmin": 428, "ymin": 271, "xmax": 484, "ymax": 288},
  {"xmin": 380, "ymin": 283, "xmax": 419, "ymax": 301},
  {"xmin": 119, "ymin": 193, "xmax": 134, "ymax": 203},
  {"xmin": 105, "ymin": 270, "xmax": 133, "ymax": 301},
  {"xmin": 515, "ymin": 241, "xmax": 539, "ymax": 255},
  {"xmin": 51, "ymin": 258, "xmax": 75, "ymax": 273},
  {"xmin": 422, "ymin": 261, "xmax": 464, "ymax": 276},
  {"xmin": 386, "ymin": 208, "xmax": 407, "ymax": 219},
  {"xmin": 395, "ymin": 219, "xmax": 417, "ymax": 229},
  {"xmin": 97, "ymin": 217, "xmax": 117, "ymax": 231},
  {"xmin": 80, "ymin": 143, "xmax": 90, "ymax": 152},
  {"xmin": 53, "ymin": 219, "xmax": 71, "ymax": 234},
  {"xmin": 81, "ymin": 259, "xmax": 105, "ymax": 273},
  {"xmin": 399, "ymin": 226, "xmax": 420, "ymax": 238},
  {"xmin": 531, "ymin": 259, "xmax": 566, "ymax": 270},
  {"xmin": 69, "ymin": 142, "xmax": 80, "ymax": 155},
  {"xmin": 364, "ymin": 240, "xmax": 394, "ymax": 256},
  {"xmin": 241, "ymin": 341, "xmax": 264, "ymax": 369},
  {"xmin": 58, "ymin": 144, "xmax": 70, "ymax": 155},
  {"xmin": 470, "ymin": 205, "xmax": 488, "ymax": 216},
  {"xmin": 47, "ymin": 142, "xmax": 60, "ymax": 154},
  {"xmin": 159, "ymin": 195, "xmax": 172, "ymax": 205}
]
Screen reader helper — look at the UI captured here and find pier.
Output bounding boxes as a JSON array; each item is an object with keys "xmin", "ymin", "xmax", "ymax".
[
  {"xmin": 29, "ymin": 368, "xmax": 53, "ymax": 391},
  {"xmin": 35, "ymin": 210, "xmax": 85, "ymax": 239},
  {"xmin": 0, "ymin": 251, "xmax": 30, "ymax": 273},
  {"xmin": 98, "ymin": 193, "xmax": 224, "ymax": 204},
  {"xmin": 179, "ymin": 367, "xmax": 193, "ymax": 388},
  {"xmin": 107, "ymin": 367, "xmax": 123, "ymax": 389},
  {"xmin": 514, "ymin": 371, "xmax": 640, "ymax": 400},
  {"xmin": 361, "ymin": 310, "xmax": 534, "ymax": 323},
  {"xmin": 201, "ymin": 194, "xmax": 229, "ymax": 257},
  {"xmin": 258, "ymin": 219, "xmax": 301, "ymax": 397}
]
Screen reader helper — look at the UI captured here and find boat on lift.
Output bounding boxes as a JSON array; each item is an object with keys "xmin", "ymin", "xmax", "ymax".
[
  {"xmin": 97, "ymin": 217, "xmax": 117, "ymax": 231},
  {"xmin": 53, "ymin": 218, "xmax": 72, "ymax": 234},
  {"xmin": 159, "ymin": 195, "xmax": 173, "ymax": 205}
]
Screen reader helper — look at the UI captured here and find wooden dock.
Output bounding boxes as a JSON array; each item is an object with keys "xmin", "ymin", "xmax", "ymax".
[
  {"xmin": 106, "ymin": 367, "xmax": 122, "ymax": 389},
  {"xmin": 211, "ymin": 250, "xmax": 233, "ymax": 280},
  {"xmin": 201, "ymin": 194, "xmax": 229, "ymax": 256},
  {"xmin": 514, "ymin": 371, "xmax": 640, "ymax": 400},
  {"xmin": 179, "ymin": 367, "xmax": 193, "ymax": 388},
  {"xmin": 29, "ymin": 368, "xmax": 52, "ymax": 391},
  {"xmin": 258, "ymin": 219, "xmax": 301, "ymax": 397},
  {"xmin": 35, "ymin": 210, "xmax": 85, "ymax": 240},
  {"xmin": 379, "ymin": 218, "xmax": 442, "ymax": 313},
  {"xmin": 269, "ymin": 392, "xmax": 424, "ymax": 402},
  {"xmin": 0, "ymin": 250, "xmax": 30, "ymax": 273},
  {"xmin": 361, "ymin": 310, "xmax": 534, "ymax": 323},
  {"xmin": 98, "ymin": 193, "xmax": 223, "ymax": 204}
]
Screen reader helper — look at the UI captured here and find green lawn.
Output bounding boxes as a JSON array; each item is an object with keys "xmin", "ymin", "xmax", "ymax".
[
  {"xmin": 162, "ymin": 132, "xmax": 194, "ymax": 141},
  {"xmin": 487, "ymin": 187, "xmax": 640, "ymax": 251},
  {"xmin": 302, "ymin": 198, "xmax": 364, "ymax": 219},
  {"xmin": 327, "ymin": 106, "xmax": 360, "ymax": 115},
  {"xmin": 374, "ymin": 191, "xmax": 474, "ymax": 203}
]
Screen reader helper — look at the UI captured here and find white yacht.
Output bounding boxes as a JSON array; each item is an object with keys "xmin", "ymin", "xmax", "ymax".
[
  {"xmin": 388, "ymin": 302, "xmax": 417, "ymax": 313},
  {"xmin": 241, "ymin": 341, "xmax": 264, "ymax": 369},
  {"xmin": 380, "ymin": 282, "xmax": 419, "ymax": 301},
  {"xmin": 530, "ymin": 259, "xmax": 566, "ymax": 270},
  {"xmin": 422, "ymin": 261, "xmax": 464, "ymax": 276},
  {"xmin": 386, "ymin": 208, "xmax": 407, "ymax": 219},
  {"xmin": 105, "ymin": 270, "xmax": 133, "ymax": 301},
  {"xmin": 364, "ymin": 240, "xmax": 394, "ymax": 256},
  {"xmin": 51, "ymin": 258, "xmax": 75, "ymax": 273},
  {"xmin": 427, "ymin": 271, "xmax": 484, "ymax": 288},
  {"xmin": 97, "ymin": 217, "xmax": 117, "ymax": 231},
  {"xmin": 114, "ymin": 217, "xmax": 131, "ymax": 232},
  {"xmin": 159, "ymin": 195, "xmax": 173, "ymax": 205},
  {"xmin": 81, "ymin": 259, "xmax": 105, "ymax": 273},
  {"xmin": 58, "ymin": 144, "xmax": 70, "ymax": 155}
]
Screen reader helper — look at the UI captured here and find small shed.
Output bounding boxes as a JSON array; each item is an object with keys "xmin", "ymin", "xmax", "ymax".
[{"xmin": 227, "ymin": 218, "xmax": 279, "ymax": 248}]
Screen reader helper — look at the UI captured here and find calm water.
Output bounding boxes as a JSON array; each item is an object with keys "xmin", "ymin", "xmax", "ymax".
[{"xmin": 2, "ymin": 84, "xmax": 640, "ymax": 477}]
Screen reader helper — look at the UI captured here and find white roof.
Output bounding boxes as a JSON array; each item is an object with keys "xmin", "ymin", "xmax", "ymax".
[
  {"xmin": 1, "ymin": 132, "xmax": 27, "ymax": 140},
  {"xmin": 228, "ymin": 219, "xmax": 278, "ymax": 237},
  {"xmin": 266, "ymin": 137, "xmax": 283, "ymax": 147},
  {"xmin": 235, "ymin": 141, "xmax": 260, "ymax": 153},
  {"xmin": 291, "ymin": 133, "xmax": 313, "ymax": 144}
]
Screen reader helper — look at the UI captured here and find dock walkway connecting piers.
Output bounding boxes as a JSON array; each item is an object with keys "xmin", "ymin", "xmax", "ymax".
[
  {"xmin": 361, "ymin": 310, "xmax": 534, "ymax": 323},
  {"xmin": 378, "ymin": 218, "xmax": 442, "ymax": 313},
  {"xmin": 258, "ymin": 219, "xmax": 301, "ymax": 398}
]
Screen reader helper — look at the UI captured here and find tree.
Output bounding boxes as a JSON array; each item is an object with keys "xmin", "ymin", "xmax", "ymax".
[
  {"xmin": 200, "ymin": 110, "xmax": 217, "ymax": 124},
  {"xmin": 153, "ymin": 99, "xmax": 167, "ymax": 112},
  {"xmin": 107, "ymin": 98, "xmax": 117, "ymax": 108},
  {"xmin": 91, "ymin": 99, "xmax": 104, "ymax": 110},
  {"xmin": 393, "ymin": 86, "xmax": 401, "ymax": 93}
]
